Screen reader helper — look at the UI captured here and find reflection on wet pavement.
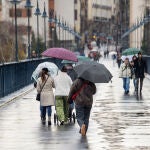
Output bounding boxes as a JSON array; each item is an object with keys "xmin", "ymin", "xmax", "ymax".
[{"xmin": 0, "ymin": 59, "xmax": 150, "ymax": 150}]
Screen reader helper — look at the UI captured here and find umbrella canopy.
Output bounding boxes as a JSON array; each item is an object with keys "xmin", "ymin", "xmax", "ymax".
[
  {"xmin": 62, "ymin": 56, "xmax": 91, "ymax": 64},
  {"xmin": 74, "ymin": 51, "xmax": 80, "ymax": 56},
  {"xmin": 42, "ymin": 48, "xmax": 78, "ymax": 62},
  {"xmin": 90, "ymin": 49, "xmax": 98, "ymax": 52},
  {"xmin": 32, "ymin": 62, "xmax": 58, "ymax": 81},
  {"xmin": 74, "ymin": 62, "xmax": 112, "ymax": 83},
  {"xmin": 122, "ymin": 48, "xmax": 141, "ymax": 56},
  {"xmin": 109, "ymin": 51, "xmax": 117, "ymax": 55},
  {"xmin": 121, "ymin": 55, "xmax": 133, "ymax": 62}
]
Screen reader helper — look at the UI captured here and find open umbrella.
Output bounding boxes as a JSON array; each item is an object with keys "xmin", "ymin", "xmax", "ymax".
[
  {"xmin": 32, "ymin": 62, "xmax": 58, "ymax": 81},
  {"xmin": 109, "ymin": 51, "xmax": 117, "ymax": 55},
  {"xmin": 122, "ymin": 48, "xmax": 141, "ymax": 56},
  {"xmin": 121, "ymin": 55, "xmax": 133, "ymax": 62},
  {"xmin": 74, "ymin": 61, "xmax": 112, "ymax": 83},
  {"xmin": 42, "ymin": 48, "xmax": 78, "ymax": 62}
]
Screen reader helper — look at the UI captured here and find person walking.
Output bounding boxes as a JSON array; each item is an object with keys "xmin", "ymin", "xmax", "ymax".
[
  {"xmin": 116, "ymin": 53, "xmax": 122, "ymax": 68},
  {"xmin": 134, "ymin": 52, "xmax": 147, "ymax": 94},
  {"xmin": 36, "ymin": 68, "xmax": 55, "ymax": 125},
  {"xmin": 130, "ymin": 60, "xmax": 136, "ymax": 92},
  {"xmin": 54, "ymin": 66, "xmax": 72, "ymax": 125},
  {"xmin": 119, "ymin": 58, "xmax": 131, "ymax": 94},
  {"xmin": 68, "ymin": 78, "xmax": 96, "ymax": 136}
]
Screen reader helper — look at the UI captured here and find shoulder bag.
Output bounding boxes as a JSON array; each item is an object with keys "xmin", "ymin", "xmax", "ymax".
[{"xmin": 36, "ymin": 76, "xmax": 49, "ymax": 101}]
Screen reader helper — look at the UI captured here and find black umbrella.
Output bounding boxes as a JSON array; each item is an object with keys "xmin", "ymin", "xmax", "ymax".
[{"xmin": 74, "ymin": 62, "xmax": 112, "ymax": 83}]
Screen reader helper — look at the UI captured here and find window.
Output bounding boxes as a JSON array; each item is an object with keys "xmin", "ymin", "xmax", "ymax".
[
  {"xmin": 16, "ymin": 9, "xmax": 22, "ymax": 17},
  {"xmin": 9, "ymin": 9, "xmax": 32, "ymax": 17},
  {"xmin": 75, "ymin": 10, "xmax": 77, "ymax": 20}
]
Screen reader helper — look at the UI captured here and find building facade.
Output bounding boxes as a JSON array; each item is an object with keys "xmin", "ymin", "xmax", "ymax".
[{"xmin": 120, "ymin": 0, "xmax": 150, "ymax": 55}]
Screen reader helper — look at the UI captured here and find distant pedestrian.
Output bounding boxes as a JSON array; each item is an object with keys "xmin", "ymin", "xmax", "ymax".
[
  {"xmin": 104, "ymin": 51, "xmax": 107, "ymax": 58},
  {"xmin": 54, "ymin": 66, "xmax": 72, "ymax": 125},
  {"xmin": 68, "ymin": 78, "xmax": 96, "ymax": 136},
  {"xmin": 66, "ymin": 64, "xmax": 78, "ymax": 81},
  {"xmin": 134, "ymin": 52, "xmax": 147, "ymax": 94},
  {"xmin": 112, "ymin": 54, "xmax": 116, "ymax": 66},
  {"xmin": 36, "ymin": 68, "xmax": 55, "ymax": 125},
  {"xmin": 116, "ymin": 54, "xmax": 122, "ymax": 68},
  {"xmin": 130, "ymin": 60, "xmax": 136, "ymax": 91},
  {"xmin": 119, "ymin": 58, "xmax": 131, "ymax": 94}
]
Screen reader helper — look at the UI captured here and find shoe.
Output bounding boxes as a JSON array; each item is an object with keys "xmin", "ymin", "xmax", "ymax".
[
  {"xmin": 81, "ymin": 124, "xmax": 86, "ymax": 136},
  {"xmin": 79, "ymin": 129, "xmax": 81, "ymax": 134},
  {"xmin": 124, "ymin": 91, "xmax": 127, "ymax": 95},
  {"xmin": 126, "ymin": 90, "xmax": 129, "ymax": 94},
  {"xmin": 60, "ymin": 120, "xmax": 64, "ymax": 125},
  {"xmin": 41, "ymin": 117, "xmax": 46, "ymax": 125},
  {"xmin": 48, "ymin": 117, "xmax": 51, "ymax": 126},
  {"xmin": 48, "ymin": 121, "xmax": 51, "ymax": 126}
]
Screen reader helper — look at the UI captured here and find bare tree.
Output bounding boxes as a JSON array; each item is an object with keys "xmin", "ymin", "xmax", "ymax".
[{"xmin": 0, "ymin": 21, "xmax": 25, "ymax": 63}]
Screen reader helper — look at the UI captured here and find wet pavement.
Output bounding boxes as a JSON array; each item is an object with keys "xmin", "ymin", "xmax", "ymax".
[{"xmin": 0, "ymin": 58, "xmax": 150, "ymax": 150}]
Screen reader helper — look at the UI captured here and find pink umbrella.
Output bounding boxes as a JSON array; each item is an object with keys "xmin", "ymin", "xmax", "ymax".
[{"xmin": 42, "ymin": 48, "xmax": 78, "ymax": 62}]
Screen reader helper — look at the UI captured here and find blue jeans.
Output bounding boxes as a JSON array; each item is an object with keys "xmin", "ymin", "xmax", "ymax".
[
  {"xmin": 75, "ymin": 104, "xmax": 91, "ymax": 131},
  {"xmin": 123, "ymin": 78, "xmax": 130, "ymax": 92},
  {"xmin": 40, "ymin": 106, "xmax": 52, "ymax": 118},
  {"xmin": 133, "ymin": 78, "xmax": 136, "ymax": 90}
]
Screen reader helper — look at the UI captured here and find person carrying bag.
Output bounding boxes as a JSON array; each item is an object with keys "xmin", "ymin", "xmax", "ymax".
[
  {"xmin": 36, "ymin": 76, "xmax": 49, "ymax": 101},
  {"xmin": 36, "ymin": 68, "xmax": 55, "ymax": 125}
]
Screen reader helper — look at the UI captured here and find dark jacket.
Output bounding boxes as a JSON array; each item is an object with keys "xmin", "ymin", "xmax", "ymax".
[
  {"xmin": 134, "ymin": 58, "xmax": 147, "ymax": 78},
  {"xmin": 67, "ymin": 69, "xmax": 78, "ymax": 81},
  {"xmin": 68, "ymin": 78, "xmax": 96, "ymax": 106}
]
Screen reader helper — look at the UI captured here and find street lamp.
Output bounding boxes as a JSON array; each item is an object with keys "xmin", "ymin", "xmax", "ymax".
[
  {"xmin": 54, "ymin": 14, "xmax": 58, "ymax": 47},
  {"xmin": 57, "ymin": 16, "xmax": 61, "ymax": 47},
  {"xmin": 34, "ymin": 0, "xmax": 41, "ymax": 58},
  {"xmin": 61, "ymin": 18, "xmax": 65, "ymax": 48},
  {"xmin": 64, "ymin": 21, "xmax": 67, "ymax": 48},
  {"xmin": 9, "ymin": 0, "xmax": 21, "ymax": 62},
  {"xmin": 42, "ymin": 2, "xmax": 48, "ymax": 50},
  {"xmin": 25, "ymin": 0, "xmax": 33, "ymax": 59}
]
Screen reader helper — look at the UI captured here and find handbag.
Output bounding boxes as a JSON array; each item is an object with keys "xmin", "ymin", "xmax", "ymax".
[
  {"xmin": 71, "ymin": 83, "xmax": 87, "ymax": 100},
  {"xmin": 36, "ymin": 76, "xmax": 49, "ymax": 101}
]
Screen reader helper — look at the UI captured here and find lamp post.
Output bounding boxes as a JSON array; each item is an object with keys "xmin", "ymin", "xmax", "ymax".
[
  {"xmin": 42, "ymin": 2, "xmax": 48, "ymax": 50},
  {"xmin": 61, "ymin": 18, "xmax": 65, "ymax": 48},
  {"xmin": 34, "ymin": 0, "xmax": 41, "ymax": 58},
  {"xmin": 54, "ymin": 14, "xmax": 57, "ymax": 47},
  {"xmin": 25, "ymin": 0, "xmax": 33, "ymax": 59},
  {"xmin": 64, "ymin": 21, "xmax": 67, "ymax": 48},
  {"xmin": 58, "ymin": 16, "xmax": 61, "ymax": 47},
  {"xmin": 66, "ymin": 23, "xmax": 70, "ymax": 49},
  {"xmin": 9, "ymin": 0, "xmax": 21, "ymax": 62}
]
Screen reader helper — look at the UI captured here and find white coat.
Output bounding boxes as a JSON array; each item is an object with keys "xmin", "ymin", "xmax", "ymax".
[
  {"xmin": 37, "ymin": 75, "xmax": 55, "ymax": 106},
  {"xmin": 119, "ymin": 63, "xmax": 131, "ymax": 78},
  {"xmin": 54, "ymin": 71, "xmax": 72, "ymax": 96}
]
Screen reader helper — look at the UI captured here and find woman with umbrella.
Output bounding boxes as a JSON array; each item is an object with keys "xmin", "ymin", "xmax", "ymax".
[
  {"xmin": 68, "ymin": 61, "xmax": 112, "ymax": 136},
  {"xmin": 36, "ymin": 68, "xmax": 55, "ymax": 125},
  {"xmin": 68, "ymin": 78, "xmax": 96, "ymax": 136}
]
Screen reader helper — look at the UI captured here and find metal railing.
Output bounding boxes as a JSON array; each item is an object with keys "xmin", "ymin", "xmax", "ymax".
[{"xmin": 0, "ymin": 58, "xmax": 58, "ymax": 98}]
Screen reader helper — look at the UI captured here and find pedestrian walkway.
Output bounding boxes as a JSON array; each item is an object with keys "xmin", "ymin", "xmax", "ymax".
[{"xmin": 0, "ymin": 58, "xmax": 150, "ymax": 150}]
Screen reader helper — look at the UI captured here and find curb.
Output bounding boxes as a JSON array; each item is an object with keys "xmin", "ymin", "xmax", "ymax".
[{"xmin": 0, "ymin": 86, "xmax": 34, "ymax": 108}]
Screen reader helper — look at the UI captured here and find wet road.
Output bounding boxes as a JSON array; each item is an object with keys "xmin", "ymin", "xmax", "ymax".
[{"xmin": 0, "ymin": 59, "xmax": 150, "ymax": 150}]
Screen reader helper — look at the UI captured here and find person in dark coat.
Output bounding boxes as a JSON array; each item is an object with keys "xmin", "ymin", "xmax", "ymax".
[
  {"xmin": 68, "ymin": 78, "xmax": 96, "ymax": 136},
  {"xmin": 134, "ymin": 52, "xmax": 147, "ymax": 94},
  {"xmin": 116, "ymin": 53, "xmax": 122, "ymax": 68}
]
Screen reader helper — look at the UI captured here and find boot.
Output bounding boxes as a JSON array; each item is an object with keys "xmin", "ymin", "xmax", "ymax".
[
  {"xmin": 48, "ymin": 117, "xmax": 51, "ymax": 126},
  {"xmin": 41, "ymin": 117, "xmax": 46, "ymax": 125}
]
